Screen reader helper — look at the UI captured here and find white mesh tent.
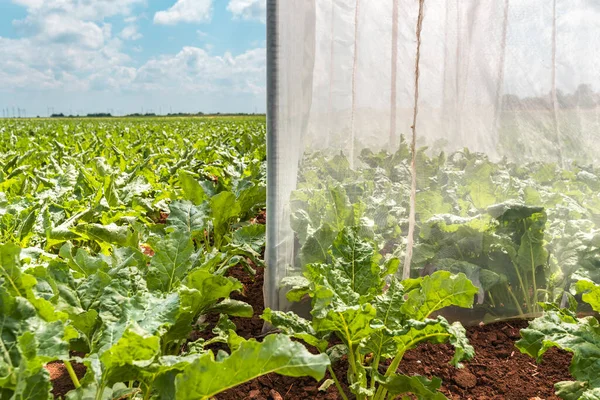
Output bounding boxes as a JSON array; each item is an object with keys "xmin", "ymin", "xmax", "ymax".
[{"xmin": 265, "ymin": 0, "xmax": 600, "ymax": 321}]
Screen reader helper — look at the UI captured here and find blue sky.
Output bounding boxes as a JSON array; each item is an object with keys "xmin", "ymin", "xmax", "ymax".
[{"xmin": 0, "ymin": 0, "xmax": 266, "ymax": 116}]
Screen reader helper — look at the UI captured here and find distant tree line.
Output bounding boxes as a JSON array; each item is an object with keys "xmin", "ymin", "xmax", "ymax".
[
  {"xmin": 503, "ymin": 83, "xmax": 599, "ymax": 110},
  {"xmin": 47, "ymin": 111, "xmax": 264, "ymax": 118},
  {"xmin": 50, "ymin": 113, "xmax": 112, "ymax": 118}
]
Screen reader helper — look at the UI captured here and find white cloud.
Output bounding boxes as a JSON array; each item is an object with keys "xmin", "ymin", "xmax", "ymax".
[
  {"xmin": 1, "ymin": 0, "xmax": 139, "ymax": 92},
  {"xmin": 20, "ymin": 14, "xmax": 108, "ymax": 49},
  {"xmin": 0, "ymin": 32, "xmax": 265, "ymax": 96},
  {"xmin": 227, "ymin": 0, "xmax": 265, "ymax": 23},
  {"xmin": 12, "ymin": 0, "xmax": 144, "ymax": 21},
  {"xmin": 1, "ymin": 0, "xmax": 266, "ymax": 114},
  {"xmin": 120, "ymin": 25, "xmax": 142, "ymax": 41},
  {"xmin": 153, "ymin": 0, "xmax": 213, "ymax": 25},
  {"xmin": 0, "ymin": 35, "xmax": 131, "ymax": 92},
  {"xmin": 133, "ymin": 46, "xmax": 265, "ymax": 94}
]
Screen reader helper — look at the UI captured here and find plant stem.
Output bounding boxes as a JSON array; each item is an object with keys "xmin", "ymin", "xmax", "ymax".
[
  {"xmin": 525, "ymin": 219, "xmax": 538, "ymax": 313},
  {"xmin": 507, "ymin": 284, "xmax": 524, "ymax": 316},
  {"xmin": 346, "ymin": 345, "xmax": 362, "ymax": 399},
  {"xmin": 511, "ymin": 258, "xmax": 531, "ymax": 313},
  {"xmin": 488, "ymin": 291, "xmax": 496, "ymax": 308},
  {"xmin": 94, "ymin": 371, "xmax": 108, "ymax": 400},
  {"xmin": 95, "ymin": 383, "xmax": 106, "ymax": 400},
  {"xmin": 369, "ymin": 353, "xmax": 381, "ymax": 393},
  {"xmin": 374, "ymin": 350, "xmax": 405, "ymax": 400},
  {"xmin": 63, "ymin": 360, "xmax": 81, "ymax": 389},
  {"xmin": 142, "ymin": 379, "xmax": 154, "ymax": 400},
  {"xmin": 328, "ymin": 365, "xmax": 349, "ymax": 400}
]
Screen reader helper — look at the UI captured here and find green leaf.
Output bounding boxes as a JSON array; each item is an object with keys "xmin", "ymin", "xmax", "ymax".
[
  {"xmin": 167, "ymin": 200, "xmax": 208, "ymax": 236},
  {"xmin": 104, "ymin": 175, "xmax": 122, "ymax": 207},
  {"xmin": 99, "ymin": 327, "xmax": 160, "ymax": 385},
  {"xmin": 299, "ymin": 225, "xmax": 336, "ymax": 267},
  {"xmin": 262, "ymin": 308, "xmax": 329, "ymax": 352},
  {"xmin": 0, "ymin": 243, "xmax": 32, "ymax": 297},
  {"xmin": 394, "ymin": 317, "xmax": 474, "ymax": 367},
  {"xmin": 575, "ymin": 280, "xmax": 600, "ymax": 312},
  {"xmin": 362, "ymin": 278, "xmax": 407, "ymax": 358},
  {"xmin": 146, "ymin": 230, "xmax": 194, "ymax": 292},
  {"xmin": 417, "ymin": 191, "xmax": 453, "ymax": 222},
  {"xmin": 65, "ymin": 381, "xmax": 138, "ymax": 400},
  {"xmin": 329, "ymin": 227, "xmax": 384, "ymax": 297},
  {"xmin": 70, "ymin": 309, "xmax": 99, "ymax": 341},
  {"xmin": 464, "ymin": 161, "xmax": 497, "ymax": 209},
  {"xmin": 235, "ymin": 181, "xmax": 265, "ymax": 219},
  {"xmin": 401, "ymin": 271, "xmax": 478, "ymax": 320},
  {"xmin": 231, "ymin": 224, "xmax": 265, "ymax": 253},
  {"xmin": 59, "ymin": 243, "xmax": 107, "ymax": 277},
  {"xmin": 178, "ymin": 170, "xmax": 207, "ymax": 205},
  {"xmin": 174, "ymin": 334, "xmax": 329, "ymax": 400},
  {"xmin": 10, "ymin": 367, "xmax": 53, "ymax": 400},
  {"xmin": 18, "ymin": 321, "xmax": 71, "ymax": 363},
  {"xmin": 72, "ymin": 223, "xmax": 138, "ymax": 249},
  {"xmin": 281, "ymin": 276, "xmax": 311, "ymax": 303},
  {"xmin": 554, "ymin": 381, "xmax": 590, "ymax": 400},
  {"xmin": 516, "ymin": 306, "xmax": 600, "ymax": 400},
  {"xmin": 210, "ymin": 191, "xmax": 241, "ymax": 245},
  {"xmin": 184, "ymin": 269, "xmax": 242, "ymax": 310},
  {"xmin": 206, "ymin": 299, "xmax": 253, "ymax": 318},
  {"xmin": 383, "ymin": 374, "xmax": 447, "ymax": 399},
  {"xmin": 94, "ymin": 290, "xmax": 180, "ymax": 350},
  {"xmin": 313, "ymin": 304, "xmax": 376, "ymax": 344}
]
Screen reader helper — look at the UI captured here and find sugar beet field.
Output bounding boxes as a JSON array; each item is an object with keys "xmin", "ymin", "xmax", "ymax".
[{"xmin": 0, "ymin": 117, "xmax": 598, "ymax": 400}]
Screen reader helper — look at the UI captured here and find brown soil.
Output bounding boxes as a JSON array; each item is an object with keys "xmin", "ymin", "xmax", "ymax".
[
  {"xmin": 398, "ymin": 320, "xmax": 572, "ymax": 400},
  {"xmin": 214, "ymin": 271, "xmax": 574, "ymax": 400},
  {"xmin": 46, "ymin": 359, "xmax": 86, "ymax": 398},
  {"xmin": 252, "ymin": 209, "xmax": 266, "ymax": 225},
  {"xmin": 228, "ymin": 262, "xmax": 266, "ymax": 338},
  {"xmin": 215, "ymin": 318, "xmax": 573, "ymax": 400}
]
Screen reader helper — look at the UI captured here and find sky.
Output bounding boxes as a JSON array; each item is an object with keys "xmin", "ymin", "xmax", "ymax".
[
  {"xmin": 0, "ymin": 0, "xmax": 266, "ymax": 116},
  {"xmin": 1, "ymin": 0, "xmax": 598, "ymax": 118}
]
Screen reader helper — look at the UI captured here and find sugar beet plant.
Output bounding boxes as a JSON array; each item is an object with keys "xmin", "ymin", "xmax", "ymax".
[
  {"xmin": 264, "ymin": 227, "xmax": 478, "ymax": 400},
  {"xmin": 0, "ymin": 238, "xmax": 329, "ymax": 400},
  {"xmin": 0, "ymin": 118, "xmax": 330, "ymax": 399},
  {"xmin": 517, "ymin": 280, "xmax": 600, "ymax": 399},
  {"xmin": 292, "ymin": 141, "xmax": 600, "ymax": 319}
]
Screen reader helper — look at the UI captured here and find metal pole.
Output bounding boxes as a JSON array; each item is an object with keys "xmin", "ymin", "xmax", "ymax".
[{"xmin": 265, "ymin": 0, "xmax": 279, "ymax": 313}]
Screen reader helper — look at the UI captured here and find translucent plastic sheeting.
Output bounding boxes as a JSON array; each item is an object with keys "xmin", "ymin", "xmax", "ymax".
[{"xmin": 266, "ymin": 0, "xmax": 600, "ymax": 323}]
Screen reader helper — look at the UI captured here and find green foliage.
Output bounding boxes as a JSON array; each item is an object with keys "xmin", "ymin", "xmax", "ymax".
[
  {"xmin": 174, "ymin": 334, "xmax": 329, "ymax": 400},
  {"xmin": 0, "ymin": 118, "xmax": 323, "ymax": 400},
  {"xmin": 516, "ymin": 280, "xmax": 600, "ymax": 400},
  {"xmin": 293, "ymin": 144, "xmax": 600, "ymax": 318},
  {"xmin": 264, "ymin": 227, "xmax": 477, "ymax": 400}
]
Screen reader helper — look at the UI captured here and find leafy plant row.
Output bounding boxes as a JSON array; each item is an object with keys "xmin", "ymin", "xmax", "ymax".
[
  {"xmin": 0, "ymin": 118, "xmax": 331, "ymax": 399},
  {"xmin": 292, "ymin": 139, "xmax": 600, "ymax": 319},
  {"xmin": 517, "ymin": 280, "xmax": 600, "ymax": 399}
]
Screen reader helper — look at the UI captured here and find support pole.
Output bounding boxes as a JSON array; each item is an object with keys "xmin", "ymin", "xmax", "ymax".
[{"xmin": 265, "ymin": 0, "xmax": 279, "ymax": 313}]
